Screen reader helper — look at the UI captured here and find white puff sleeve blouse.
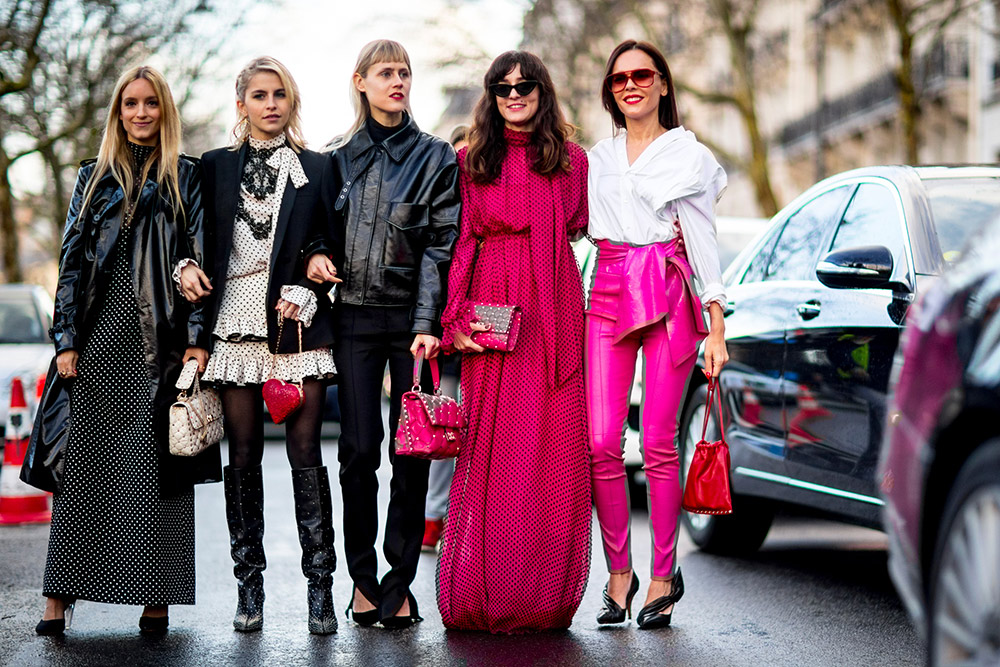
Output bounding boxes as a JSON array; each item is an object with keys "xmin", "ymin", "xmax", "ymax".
[{"xmin": 588, "ymin": 127, "xmax": 728, "ymax": 308}]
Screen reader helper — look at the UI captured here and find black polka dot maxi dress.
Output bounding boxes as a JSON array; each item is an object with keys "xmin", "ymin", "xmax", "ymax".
[{"xmin": 43, "ymin": 144, "xmax": 195, "ymax": 606}]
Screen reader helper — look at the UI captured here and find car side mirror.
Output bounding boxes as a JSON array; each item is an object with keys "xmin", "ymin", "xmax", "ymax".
[{"xmin": 816, "ymin": 245, "xmax": 894, "ymax": 289}]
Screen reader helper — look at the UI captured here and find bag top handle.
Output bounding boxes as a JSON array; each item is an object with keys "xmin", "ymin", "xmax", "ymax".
[
  {"xmin": 176, "ymin": 358, "xmax": 201, "ymax": 391},
  {"xmin": 700, "ymin": 375, "xmax": 727, "ymax": 442},
  {"xmin": 411, "ymin": 346, "xmax": 441, "ymax": 393}
]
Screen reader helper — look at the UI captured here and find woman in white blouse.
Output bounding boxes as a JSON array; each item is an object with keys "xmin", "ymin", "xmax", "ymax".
[
  {"xmin": 178, "ymin": 56, "xmax": 338, "ymax": 635},
  {"xmin": 586, "ymin": 39, "xmax": 729, "ymax": 630}
]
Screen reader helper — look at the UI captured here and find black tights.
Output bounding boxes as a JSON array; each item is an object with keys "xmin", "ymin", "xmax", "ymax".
[{"xmin": 221, "ymin": 379, "xmax": 326, "ymax": 470}]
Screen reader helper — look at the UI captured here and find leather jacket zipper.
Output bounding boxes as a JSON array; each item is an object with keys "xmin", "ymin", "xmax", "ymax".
[{"xmin": 360, "ymin": 147, "xmax": 384, "ymax": 302}]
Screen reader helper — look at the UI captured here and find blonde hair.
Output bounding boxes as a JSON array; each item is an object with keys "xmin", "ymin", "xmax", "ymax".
[
  {"xmin": 81, "ymin": 66, "xmax": 184, "ymax": 219},
  {"xmin": 231, "ymin": 56, "xmax": 305, "ymax": 151},
  {"xmin": 342, "ymin": 39, "xmax": 413, "ymax": 143}
]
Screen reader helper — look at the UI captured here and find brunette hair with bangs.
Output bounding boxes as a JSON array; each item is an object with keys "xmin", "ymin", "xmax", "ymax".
[
  {"xmin": 466, "ymin": 51, "xmax": 573, "ymax": 184},
  {"xmin": 601, "ymin": 40, "xmax": 680, "ymax": 133}
]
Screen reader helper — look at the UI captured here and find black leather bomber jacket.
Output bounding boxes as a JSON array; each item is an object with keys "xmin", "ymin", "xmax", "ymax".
[{"xmin": 308, "ymin": 115, "xmax": 460, "ymax": 335}]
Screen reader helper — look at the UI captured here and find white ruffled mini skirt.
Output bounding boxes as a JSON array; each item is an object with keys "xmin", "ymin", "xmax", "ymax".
[{"xmin": 203, "ymin": 339, "xmax": 336, "ymax": 385}]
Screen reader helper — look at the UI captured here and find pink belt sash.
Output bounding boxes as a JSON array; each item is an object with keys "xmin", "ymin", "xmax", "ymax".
[{"xmin": 587, "ymin": 238, "xmax": 709, "ymax": 368}]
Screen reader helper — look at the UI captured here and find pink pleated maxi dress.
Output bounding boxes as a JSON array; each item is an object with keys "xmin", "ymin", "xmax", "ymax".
[{"xmin": 437, "ymin": 129, "xmax": 592, "ymax": 633}]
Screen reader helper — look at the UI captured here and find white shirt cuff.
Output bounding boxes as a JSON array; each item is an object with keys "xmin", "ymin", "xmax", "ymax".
[
  {"xmin": 280, "ymin": 285, "xmax": 317, "ymax": 327},
  {"xmin": 700, "ymin": 282, "xmax": 727, "ymax": 310},
  {"xmin": 173, "ymin": 258, "xmax": 198, "ymax": 290}
]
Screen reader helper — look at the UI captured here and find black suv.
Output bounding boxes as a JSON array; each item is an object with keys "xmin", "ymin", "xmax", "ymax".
[{"xmin": 678, "ymin": 166, "xmax": 1000, "ymax": 554}]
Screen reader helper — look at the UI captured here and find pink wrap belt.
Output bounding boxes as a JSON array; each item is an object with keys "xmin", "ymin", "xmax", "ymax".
[{"xmin": 586, "ymin": 238, "xmax": 709, "ymax": 367}]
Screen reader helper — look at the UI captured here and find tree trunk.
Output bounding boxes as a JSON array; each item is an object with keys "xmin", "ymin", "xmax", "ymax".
[
  {"xmin": 0, "ymin": 149, "xmax": 23, "ymax": 283},
  {"xmin": 714, "ymin": 0, "xmax": 780, "ymax": 216},
  {"xmin": 887, "ymin": 0, "xmax": 920, "ymax": 163},
  {"xmin": 40, "ymin": 145, "xmax": 68, "ymax": 256}
]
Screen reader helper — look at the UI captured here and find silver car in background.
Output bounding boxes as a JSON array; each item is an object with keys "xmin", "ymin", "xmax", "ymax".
[{"xmin": 0, "ymin": 284, "xmax": 55, "ymax": 435}]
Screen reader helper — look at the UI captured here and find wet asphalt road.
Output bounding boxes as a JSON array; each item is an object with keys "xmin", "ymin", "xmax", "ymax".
[{"xmin": 0, "ymin": 435, "xmax": 923, "ymax": 666}]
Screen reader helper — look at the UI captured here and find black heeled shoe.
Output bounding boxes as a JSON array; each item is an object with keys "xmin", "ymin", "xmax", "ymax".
[
  {"xmin": 636, "ymin": 568, "xmax": 685, "ymax": 630},
  {"xmin": 380, "ymin": 592, "xmax": 423, "ymax": 630},
  {"xmin": 597, "ymin": 572, "xmax": 640, "ymax": 624},
  {"xmin": 346, "ymin": 584, "xmax": 379, "ymax": 627},
  {"xmin": 35, "ymin": 599, "xmax": 75, "ymax": 636},
  {"xmin": 138, "ymin": 614, "xmax": 169, "ymax": 635}
]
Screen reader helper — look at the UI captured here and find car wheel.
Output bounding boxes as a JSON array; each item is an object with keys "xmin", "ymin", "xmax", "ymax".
[
  {"xmin": 928, "ymin": 438, "xmax": 1000, "ymax": 667},
  {"xmin": 678, "ymin": 384, "xmax": 774, "ymax": 555}
]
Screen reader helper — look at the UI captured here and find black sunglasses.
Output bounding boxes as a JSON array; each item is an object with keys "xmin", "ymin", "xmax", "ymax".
[{"xmin": 489, "ymin": 80, "xmax": 539, "ymax": 98}]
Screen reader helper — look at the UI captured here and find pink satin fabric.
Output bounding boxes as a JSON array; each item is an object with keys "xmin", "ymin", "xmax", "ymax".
[{"xmin": 586, "ymin": 239, "xmax": 706, "ymax": 578}]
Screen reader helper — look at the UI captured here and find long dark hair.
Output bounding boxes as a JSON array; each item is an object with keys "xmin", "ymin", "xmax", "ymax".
[
  {"xmin": 466, "ymin": 50, "xmax": 573, "ymax": 184},
  {"xmin": 601, "ymin": 40, "xmax": 680, "ymax": 132}
]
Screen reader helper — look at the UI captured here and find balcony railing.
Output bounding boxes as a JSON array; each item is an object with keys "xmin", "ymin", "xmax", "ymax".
[{"xmin": 779, "ymin": 40, "xmax": 969, "ymax": 148}]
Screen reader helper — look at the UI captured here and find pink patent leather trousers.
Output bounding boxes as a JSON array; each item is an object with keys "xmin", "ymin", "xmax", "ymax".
[{"xmin": 586, "ymin": 314, "xmax": 695, "ymax": 578}]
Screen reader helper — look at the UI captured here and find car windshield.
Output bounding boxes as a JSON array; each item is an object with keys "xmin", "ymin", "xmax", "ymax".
[
  {"xmin": 0, "ymin": 296, "xmax": 47, "ymax": 344},
  {"xmin": 922, "ymin": 177, "xmax": 1000, "ymax": 264}
]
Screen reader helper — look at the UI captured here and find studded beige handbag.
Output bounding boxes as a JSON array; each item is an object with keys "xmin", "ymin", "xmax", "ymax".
[{"xmin": 169, "ymin": 359, "xmax": 223, "ymax": 456}]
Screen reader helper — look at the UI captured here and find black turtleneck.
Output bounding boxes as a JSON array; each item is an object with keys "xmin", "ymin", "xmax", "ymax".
[
  {"xmin": 127, "ymin": 140, "xmax": 155, "ymax": 178},
  {"xmin": 366, "ymin": 115, "xmax": 404, "ymax": 145}
]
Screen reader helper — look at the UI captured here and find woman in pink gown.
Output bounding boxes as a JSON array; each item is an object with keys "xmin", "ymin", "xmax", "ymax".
[{"xmin": 436, "ymin": 51, "xmax": 591, "ymax": 634}]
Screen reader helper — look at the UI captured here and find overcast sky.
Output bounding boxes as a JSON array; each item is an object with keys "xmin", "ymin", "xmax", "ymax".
[
  {"xmin": 212, "ymin": 0, "xmax": 528, "ymax": 147},
  {"xmin": 10, "ymin": 0, "xmax": 526, "ymax": 196}
]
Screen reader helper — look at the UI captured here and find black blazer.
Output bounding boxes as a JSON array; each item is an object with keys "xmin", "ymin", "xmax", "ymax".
[{"xmin": 200, "ymin": 143, "xmax": 335, "ymax": 355}]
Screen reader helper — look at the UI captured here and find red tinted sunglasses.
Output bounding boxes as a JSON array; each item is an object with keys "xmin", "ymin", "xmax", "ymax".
[{"xmin": 605, "ymin": 68, "xmax": 659, "ymax": 93}]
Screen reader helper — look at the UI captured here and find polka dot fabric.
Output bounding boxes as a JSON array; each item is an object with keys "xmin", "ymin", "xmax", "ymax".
[
  {"xmin": 436, "ymin": 129, "xmax": 592, "ymax": 633},
  {"xmin": 44, "ymin": 220, "xmax": 195, "ymax": 606},
  {"xmin": 205, "ymin": 134, "xmax": 335, "ymax": 384}
]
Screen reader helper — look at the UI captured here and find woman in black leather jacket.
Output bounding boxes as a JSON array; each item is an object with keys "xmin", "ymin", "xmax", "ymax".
[
  {"xmin": 28, "ymin": 66, "xmax": 217, "ymax": 637},
  {"xmin": 307, "ymin": 38, "xmax": 460, "ymax": 629}
]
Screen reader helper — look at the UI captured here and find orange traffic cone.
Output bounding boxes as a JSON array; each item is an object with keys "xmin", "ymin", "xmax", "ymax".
[{"xmin": 0, "ymin": 377, "xmax": 52, "ymax": 525}]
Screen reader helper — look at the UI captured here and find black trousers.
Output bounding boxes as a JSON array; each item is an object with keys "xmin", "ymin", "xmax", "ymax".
[{"xmin": 334, "ymin": 304, "xmax": 431, "ymax": 619}]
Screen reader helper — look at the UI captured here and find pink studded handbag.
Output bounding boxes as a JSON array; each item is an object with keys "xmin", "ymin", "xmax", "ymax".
[{"xmin": 394, "ymin": 348, "xmax": 464, "ymax": 460}]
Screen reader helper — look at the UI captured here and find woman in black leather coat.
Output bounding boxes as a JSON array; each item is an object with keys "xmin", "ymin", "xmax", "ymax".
[
  {"xmin": 27, "ymin": 65, "xmax": 218, "ymax": 637},
  {"xmin": 307, "ymin": 39, "xmax": 460, "ymax": 628}
]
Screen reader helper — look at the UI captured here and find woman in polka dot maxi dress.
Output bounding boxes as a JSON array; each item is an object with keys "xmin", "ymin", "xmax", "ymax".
[
  {"xmin": 181, "ymin": 57, "xmax": 338, "ymax": 635},
  {"xmin": 437, "ymin": 51, "xmax": 592, "ymax": 634},
  {"xmin": 33, "ymin": 66, "xmax": 218, "ymax": 636}
]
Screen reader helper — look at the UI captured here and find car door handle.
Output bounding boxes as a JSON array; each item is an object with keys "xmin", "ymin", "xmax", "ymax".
[
  {"xmin": 723, "ymin": 301, "xmax": 735, "ymax": 317},
  {"xmin": 796, "ymin": 300, "xmax": 821, "ymax": 320}
]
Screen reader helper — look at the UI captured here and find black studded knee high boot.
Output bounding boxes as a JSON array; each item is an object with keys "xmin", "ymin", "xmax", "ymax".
[
  {"xmin": 224, "ymin": 465, "xmax": 266, "ymax": 632},
  {"xmin": 291, "ymin": 466, "xmax": 338, "ymax": 635}
]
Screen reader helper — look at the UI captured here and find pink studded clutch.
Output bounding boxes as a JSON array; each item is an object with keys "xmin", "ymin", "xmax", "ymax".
[{"xmin": 469, "ymin": 303, "xmax": 522, "ymax": 352}]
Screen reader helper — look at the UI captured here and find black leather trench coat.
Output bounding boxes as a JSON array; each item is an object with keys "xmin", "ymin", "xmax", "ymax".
[
  {"xmin": 200, "ymin": 144, "xmax": 335, "ymax": 355},
  {"xmin": 308, "ymin": 114, "xmax": 461, "ymax": 335},
  {"xmin": 21, "ymin": 156, "xmax": 222, "ymax": 496}
]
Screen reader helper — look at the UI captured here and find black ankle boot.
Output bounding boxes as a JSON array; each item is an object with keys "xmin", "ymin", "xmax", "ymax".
[
  {"xmin": 224, "ymin": 465, "xmax": 266, "ymax": 632},
  {"xmin": 291, "ymin": 466, "xmax": 338, "ymax": 635}
]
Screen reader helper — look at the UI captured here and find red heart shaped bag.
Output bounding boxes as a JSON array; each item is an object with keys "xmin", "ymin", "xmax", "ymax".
[{"xmin": 262, "ymin": 318, "xmax": 305, "ymax": 424}]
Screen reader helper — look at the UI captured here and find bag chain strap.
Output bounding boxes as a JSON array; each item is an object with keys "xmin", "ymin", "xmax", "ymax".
[{"xmin": 275, "ymin": 316, "xmax": 304, "ymax": 385}]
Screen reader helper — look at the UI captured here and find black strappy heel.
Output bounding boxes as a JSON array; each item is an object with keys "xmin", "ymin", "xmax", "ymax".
[
  {"xmin": 636, "ymin": 568, "xmax": 685, "ymax": 630},
  {"xmin": 597, "ymin": 572, "xmax": 640, "ymax": 624}
]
